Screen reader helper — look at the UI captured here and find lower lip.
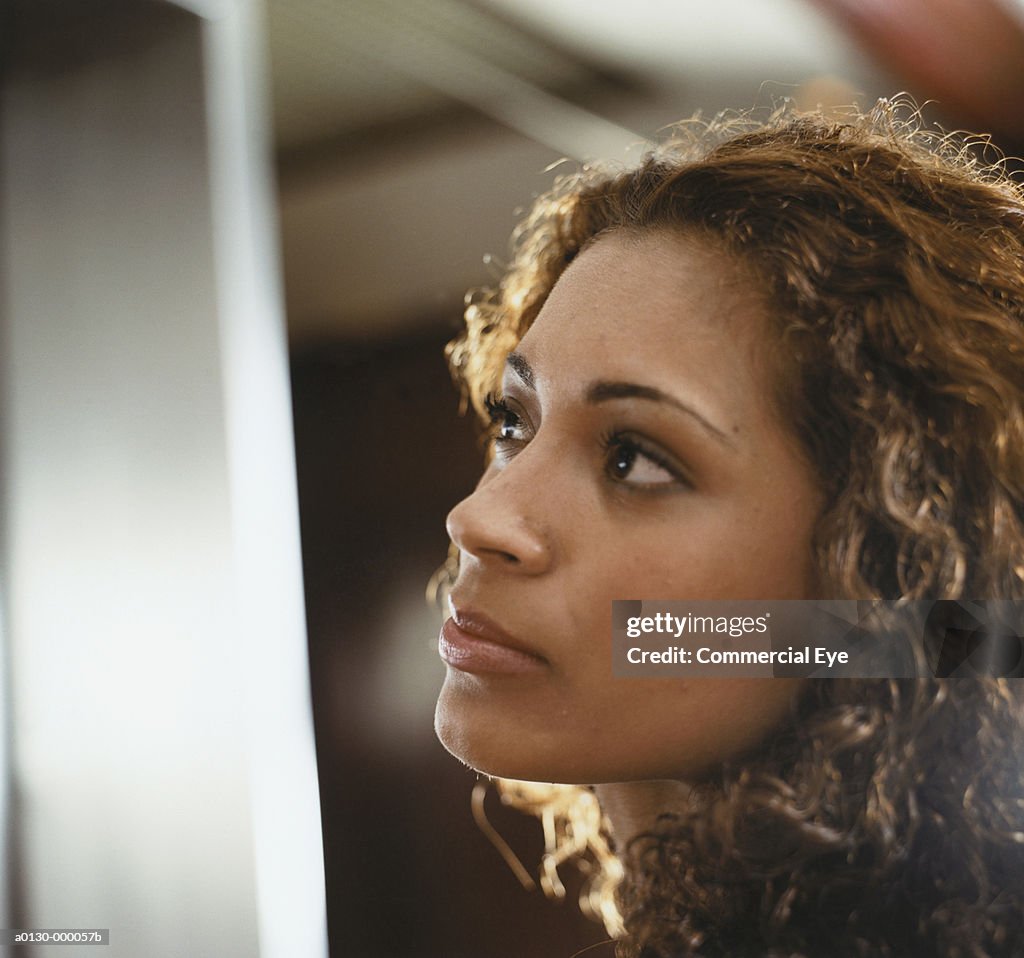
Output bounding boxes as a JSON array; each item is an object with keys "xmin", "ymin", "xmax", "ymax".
[{"xmin": 438, "ymin": 617, "xmax": 548, "ymax": 675}]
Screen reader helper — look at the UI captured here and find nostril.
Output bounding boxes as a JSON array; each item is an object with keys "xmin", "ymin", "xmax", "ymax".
[
  {"xmin": 445, "ymin": 480, "xmax": 551, "ymax": 573},
  {"xmin": 475, "ymin": 544, "xmax": 520, "ymax": 564}
]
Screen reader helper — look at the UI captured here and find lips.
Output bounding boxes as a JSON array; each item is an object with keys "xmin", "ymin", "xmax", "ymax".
[{"xmin": 438, "ymin": 602, "xmax": 548, "ymax": 675}]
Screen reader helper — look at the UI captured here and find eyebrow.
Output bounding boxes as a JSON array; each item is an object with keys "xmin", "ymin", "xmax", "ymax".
[
  {"xmin": 504, "ymin": 351, "xmax": 735, "ymax": 448},
  {"xmin": 505, "ymin": 351, "xmax": 535, "ymax": 390}
]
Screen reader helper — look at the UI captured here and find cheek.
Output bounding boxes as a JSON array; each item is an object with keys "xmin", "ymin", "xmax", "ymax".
[
  {"xmin": 589, "ymin": 498, "xmax": 818, "ymax": 601},
  {"xmin": 584, "ymin": 532, "xmax": 787, "ymax": 602}
]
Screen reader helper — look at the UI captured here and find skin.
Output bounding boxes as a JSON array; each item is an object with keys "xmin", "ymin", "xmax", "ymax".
[{"xmin": 435, "ymin": 231, "xmax": 822, "ymax": 815}]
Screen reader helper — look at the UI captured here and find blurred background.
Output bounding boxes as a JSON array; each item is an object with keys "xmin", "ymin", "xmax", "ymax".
[{"xmin": 3, "ymin": 1, "xmax": 1024, "ymax": 956}]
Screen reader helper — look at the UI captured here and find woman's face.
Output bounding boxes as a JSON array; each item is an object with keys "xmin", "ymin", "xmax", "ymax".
[{"xmin": 435, "ymin": 231, "xmax": 822, "ymax": 785}]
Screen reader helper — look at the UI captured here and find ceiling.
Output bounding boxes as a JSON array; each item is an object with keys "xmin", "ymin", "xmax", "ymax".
[
  {"xmin": 267, "ymin": 0, "xmax": 882, "ymax": 342},
  {"xmin": 267, "ymin": 0, "xmax": 629, "ymax": 159}
]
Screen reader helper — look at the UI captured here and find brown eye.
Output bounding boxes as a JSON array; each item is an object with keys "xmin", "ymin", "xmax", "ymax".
[
  {"xmin": 484, "ymin": 394, "xmax": 528, "ymax": 446},
  {"xmin": 608, "ymin": 441, "xmax": 637, "ymax": 479},
  {"xmin": 604, "ymin": 436, "xmax": 681, "ymax": 487},
  {"xmin": 499, "ymin": 417, "xmax": 520, "ymax": 441}
]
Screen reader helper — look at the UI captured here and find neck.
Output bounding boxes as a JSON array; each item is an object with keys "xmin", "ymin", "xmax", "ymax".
[{"xmin": 594, "ymin": 780, "xmax": 695, "ymax": 847}]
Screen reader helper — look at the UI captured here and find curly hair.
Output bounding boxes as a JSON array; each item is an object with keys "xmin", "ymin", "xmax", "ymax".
[{"xmin": 445, "ymin": 100, "xmax": 1024, "ymax": 957}]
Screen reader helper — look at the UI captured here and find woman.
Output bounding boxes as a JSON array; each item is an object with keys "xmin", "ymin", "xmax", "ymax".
[{"xmin": 434, "ymin": 100, "xmax": 1024, "ymax": 957}]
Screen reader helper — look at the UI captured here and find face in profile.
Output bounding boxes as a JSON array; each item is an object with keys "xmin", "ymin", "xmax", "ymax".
[{"xmin": 435, "ymin": 231, "xmax": 823, "ymax": 785}]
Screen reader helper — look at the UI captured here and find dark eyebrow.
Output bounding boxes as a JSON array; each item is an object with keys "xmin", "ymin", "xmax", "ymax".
[
  {"xmin": 587, "ymin": 380, "xmax": 735, "ymax": 448},
  {"xmin": 505, "ymin": 353, "xmax": 735, "ymax": 448},
  {"xmin": 505, "ymin": 351, "xmax": 535, "ymax": 390}
]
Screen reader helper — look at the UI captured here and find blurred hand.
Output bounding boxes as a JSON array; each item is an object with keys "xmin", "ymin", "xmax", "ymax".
[{"xmin": 813, "ymin": 0, "xmax": 1024, "ymax": 152}]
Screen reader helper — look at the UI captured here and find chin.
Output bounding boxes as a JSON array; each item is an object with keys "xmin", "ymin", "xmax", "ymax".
[
  {"xmin": 434, "ymin": 685, "xmax": 567, "ymax": 783},
  {"xmin": 434, "ymin": 690, "xmax": 518, "ymax": 778}
]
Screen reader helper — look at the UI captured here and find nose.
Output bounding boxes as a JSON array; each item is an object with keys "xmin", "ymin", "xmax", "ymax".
[{"xmin": 445, "ymin": 465, "xmax": 553, "ymax": 575}]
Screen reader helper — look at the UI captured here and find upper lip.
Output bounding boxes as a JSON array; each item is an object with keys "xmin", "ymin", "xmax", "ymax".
[{"xmin": 447, "ymin": 597, "xmax": 548, "ymax": 661}]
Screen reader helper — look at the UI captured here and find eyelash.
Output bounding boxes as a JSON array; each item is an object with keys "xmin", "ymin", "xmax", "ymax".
[
  {"xmin": 483, "ymin": 393, "xmax": 688, "ymax": 488},
  {"xmin": 483, "ymin": 393, "xmax": 526, "ymax": 445}
]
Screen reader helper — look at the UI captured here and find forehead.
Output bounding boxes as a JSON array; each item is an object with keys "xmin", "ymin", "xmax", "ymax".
[{"xmin": 514, "ymin": 231, "xmax": 770, "ymax": 415}]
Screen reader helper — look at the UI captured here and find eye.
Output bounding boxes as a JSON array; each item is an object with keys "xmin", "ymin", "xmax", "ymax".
[
  {"xmin": 483, "ymin": 393, "xmax": 529, "ymax": 447},
  {"xmin": 603, "ymin": 433, "xmax": 684, "ymax": 487}
]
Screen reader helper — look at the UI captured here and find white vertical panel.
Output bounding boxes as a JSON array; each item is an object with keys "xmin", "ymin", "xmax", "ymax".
[
  {"xmin": 200, "ymin": 2, "xmax": 328, "ymax": 956},
  {"xmin": 0, "ymin": 2, "xmax": 326, "ymax": 955}
]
